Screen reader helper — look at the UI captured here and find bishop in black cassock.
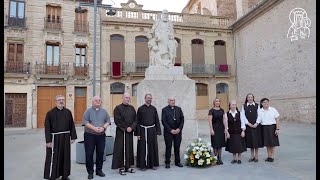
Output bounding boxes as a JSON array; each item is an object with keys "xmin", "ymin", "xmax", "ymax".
[
  {"xmin": 135, "ymin": 94, "xmax": 161, "ymax": 170},
  {"xmin": 44, "ymin": 95, "xmax": 77, "ymax": 180}
]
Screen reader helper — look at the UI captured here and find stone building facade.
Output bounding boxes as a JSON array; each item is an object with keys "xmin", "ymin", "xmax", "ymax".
[
  {"xmin": 4, "ymin": 0, "xmax": 236, "ymax": 128},
  {"xmin": 182, "ymin": 0, "xmax": 262, "ymax": 20},
  {"xmin": 230, "ymin": 0, "xmax": 316, "ymax": 123}
]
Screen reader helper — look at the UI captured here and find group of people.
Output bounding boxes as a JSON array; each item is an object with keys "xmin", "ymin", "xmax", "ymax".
[
  {"xmin": 209, "ymin": 93, "xmax": 280, "ymax": 165},
  {"xmin": 43, "ymin": 93, "xmax": 184, "ymax": 180},
  {"xmin": 43, "ymin": 92, "xmax": 280, "ymax": 180}
]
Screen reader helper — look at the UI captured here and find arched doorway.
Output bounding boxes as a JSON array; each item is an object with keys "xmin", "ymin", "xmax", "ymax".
[
  {"xmin": 216, "ymin": 83, "xmax": 229, "ymax": 111},
  {"xmin": 110, "ymin": 82, "xmax": 125, "ymax": 116}
]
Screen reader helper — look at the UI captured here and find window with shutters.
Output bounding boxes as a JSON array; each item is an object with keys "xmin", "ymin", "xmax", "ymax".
[
  {"xmin": 7, "ymin": 43, "xmax": 24, "ymax": 63},
  {"xmin": 196, "ymin": 83, "xmax": 208, "ymax": 96},
  {"xmin": 75, "ymin": 10, "xmax": 88, "ymax": 33},
  {"xmin": 6, "ymin": 43, "xmax": 24, "ymax": 73},
  {"xmin": 214, "ymin": 40, "xmax": 227, "ymax": 65},
  {"xmin": 45, "ymin": 5, "xmax": 62, "ymax": 30}
]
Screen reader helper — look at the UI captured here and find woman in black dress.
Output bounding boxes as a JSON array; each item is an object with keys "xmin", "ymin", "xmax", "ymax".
[
  {"xmin": 225, "ymin": 100, "xmax": 246, "ymax": 164},
  {"xmin": 208, "ymin": 98, "xmax": 228, "ymax": 165},
  {"xmin": 241, "ymin": 93, "xmax": 263, "ymax": 162}
]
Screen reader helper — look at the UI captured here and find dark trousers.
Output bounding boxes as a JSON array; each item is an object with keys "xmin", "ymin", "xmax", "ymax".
[
  {"xmin": 164, "ymin": 132, "xmax": 182, "ymax": 164},
  {"xmin": 84, "ymin": 132, "xmax": 105, "ymax": 174}
]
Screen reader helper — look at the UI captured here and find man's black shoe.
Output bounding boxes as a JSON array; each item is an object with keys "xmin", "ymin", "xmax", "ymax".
[
  {"xmin": 62, "ymin": 177, "xmax": 70, "ymax": 180},
  {"xmin": 96, "ymin": 170, "xmax": 106, "ymax": 177},
  {"xmin": 175, "ymin": 162, "xmax": 183, "ymax": 167},
  {"xmin": 88, "ymin": 173, "xmax": 93, "ymax": 179},
  {"xmin": 165, "ymin": 164, "xmax": 170, "ymax": 168}
]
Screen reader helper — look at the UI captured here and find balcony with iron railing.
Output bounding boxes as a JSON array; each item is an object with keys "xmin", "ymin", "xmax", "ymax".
[
  {"xmin": 105, "ymin": 62, "xmax": 231, "ymax": 77},
  {"xmin": 5, "ymin": 15, "xmax": 26, "ymax": 29},
  {"xmin": 73, "ymin": 63, "xmax": 89, "ymax": 78},
  {"xmin": 44, "ymin": 17, "xmax": 63, "ymax": 31},
  {"xmin": 34, "ymin": 62, "xmax": 69, "ymax": 80},
  {"xmin": 103, "ymin": 8, "xmax": 230, "ymax": 28},
  {"xmin": 183, "ymin": 64, "xmax": 231, "ymax": 76},
  {"xmin": 123, "ymin": 62, "xmax": 149, "ymax": 74},
  {"xmin": 4, "ymin": 61, "xmax": 30, "ymax": 74},
  {"xmin": 4, "ymin": 61, "xmax": 31, "ymax": 79},
  {"xmin": 74, "ymin": 20, "xmax": 89, "ymax": 34}
]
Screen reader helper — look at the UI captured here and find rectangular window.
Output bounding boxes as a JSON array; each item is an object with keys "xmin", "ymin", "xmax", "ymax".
[
  {"xmin": 46, "ymin": 5, "xmax": 61, "ymax": 22},
  {"xmin": 75, "ymin": 46, "xmax": 86, "ymax": 66},
  {"xmin": 9, "ymin": 0, "xmax": 25, "ymax": 18},
  {"xmin": 75, "ymin": 10, "xmax": 88, "ymax": 33},
  {"xmin": 46, "ymin": 44, "xmax": 60, "ymax": 66},
  {"xmin": 7, "ymin": 43, "xmax": 24, "ymax": 62},
  {"xmin": 8, "ymin": 0, "xmax": 25, "ymax": 28}
]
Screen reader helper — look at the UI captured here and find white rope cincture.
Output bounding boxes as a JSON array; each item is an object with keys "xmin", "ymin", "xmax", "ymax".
[
  {"xmin": 140, "ymin": 124, "xmax": 155, "ymax": 166},
  {"xmin": 49, "ymin": 131, "xmax": 70, "ymax": 179}
]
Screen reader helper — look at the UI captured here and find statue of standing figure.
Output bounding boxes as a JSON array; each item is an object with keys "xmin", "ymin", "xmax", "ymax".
[{"xmin": 148, "ymin": 9, "xmax": 178, "ymax": 67}]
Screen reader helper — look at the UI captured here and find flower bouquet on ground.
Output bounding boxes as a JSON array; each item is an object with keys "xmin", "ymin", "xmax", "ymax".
[{"xmin": 184, "ymin": 138, "xmax": 217, "ymax": 167}]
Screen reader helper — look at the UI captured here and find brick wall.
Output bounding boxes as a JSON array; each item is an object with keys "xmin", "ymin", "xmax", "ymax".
[{"xmin": 217, "ymin": 0, "xmax": 237, "ymax": 20}]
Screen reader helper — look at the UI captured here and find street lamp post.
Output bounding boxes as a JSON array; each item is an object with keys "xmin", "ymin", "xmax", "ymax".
[
  {"xmin": 93, "ymin": 0, "xmax": 97, "ymax": 96},
  {"xmin": 76, "ymin": 1, "xmax": 116, "ymax": 97}
]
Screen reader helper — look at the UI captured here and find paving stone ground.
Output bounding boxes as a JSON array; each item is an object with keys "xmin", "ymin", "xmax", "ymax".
[{"xmin": 4, "ymin": 121, "xmax": 316, "ymax": 180}]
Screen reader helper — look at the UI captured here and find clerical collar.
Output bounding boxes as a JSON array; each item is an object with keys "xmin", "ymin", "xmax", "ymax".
[{"xmin": 92, "ymin": 106, "xmax": 100, "ymax": 110}]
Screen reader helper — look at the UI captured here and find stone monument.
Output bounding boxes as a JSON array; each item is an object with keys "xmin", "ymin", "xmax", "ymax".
[{"xmin": 136, "ymin": 9, "xmax": 197, "ymax": 165}]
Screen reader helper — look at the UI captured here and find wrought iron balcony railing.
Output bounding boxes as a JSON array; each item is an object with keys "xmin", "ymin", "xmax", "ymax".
[
  {"xmin": 183, "ymin": 64, "xmax": 231, "ymax": 75},
  {"xmin": 74, "ymin": 63, "xmax": 89, "ymax": 76},
  {"xmin": 5, "ymin": 15, "xmax": 26, "ymax": 28},
  {"xmin": 4, "ymin": 61, "xmax": 30, "ymax": 74},
  {"xmin": 44, "ymin": 17, "xmax": 63, "ymax": 31},
  {"xmin": 105, "ymin": 62, "xmax": 230, "ymax": 76},
  {"xmin": 35, "ymin": 62, "xmax": 69, "ymax": 75},
  {"xmin": 123, "ymin": 62, "xmax": 149, "ymax": 74}
]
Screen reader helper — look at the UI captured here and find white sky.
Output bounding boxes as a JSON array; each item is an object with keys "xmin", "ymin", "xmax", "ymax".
[{"xmin": 102, "ymin": 0, "xmax": 190, "ymax": 13}]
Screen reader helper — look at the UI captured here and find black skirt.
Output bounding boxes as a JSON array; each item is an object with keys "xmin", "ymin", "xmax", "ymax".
[
  {"xmin": 245, "ymin": 124, "xmax": 263, "ymax": 148},
  {"xmin": 226, "ymin": 134, "xmax": 247, "ymax": 153},
  {"xmin": 262, "ymin": 124, "xmax": 280, "ymax": 147},
  {"xmin": 211, "ymin": 127, "xmax": 226, "ymax": 148}
]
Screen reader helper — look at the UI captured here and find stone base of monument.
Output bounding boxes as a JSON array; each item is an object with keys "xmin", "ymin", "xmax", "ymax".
[
  {"xmin": 75, "ymin": 136, "xmax": 114, "ymax": 164},
  {"xmin": 135, "ymin": 66, "xmax": 197, "ymax": 165}
]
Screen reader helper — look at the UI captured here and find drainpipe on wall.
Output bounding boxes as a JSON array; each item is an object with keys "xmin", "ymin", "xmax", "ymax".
[
  {"xmin": 100, "ymin": 11, "xmax": 102, "ymax": 98},
  {"xmin": 233, "ymin": 33, "xmax": 238, "ymax": 97},
  {"xmin": 31, "ymin": 84, "xmax": 35, "ymax": 129}
]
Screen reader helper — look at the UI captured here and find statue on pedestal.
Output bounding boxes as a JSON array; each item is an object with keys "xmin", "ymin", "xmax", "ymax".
[{"xmin": 148, "ymin": 9, "xmax": 178, "ymax": 67}]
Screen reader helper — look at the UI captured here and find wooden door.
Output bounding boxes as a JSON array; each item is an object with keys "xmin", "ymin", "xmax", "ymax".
[
  {"xmin": 111, "ymin": 94, "xmax": 123, "ymax": 117},
  {"xmin": 37, "ymin": 86, "xmax": 66, "ymax": 128},
  {"xmin": 74, "ymin": 87, "xmax": 87, "ymax": 125},
  {"xmin": 216, "ymin": 93, "xmax": 228, "ymax": 112},
  {"xmin": 5, "ymin": 93, "xmax": 27, "ymax": 127}
]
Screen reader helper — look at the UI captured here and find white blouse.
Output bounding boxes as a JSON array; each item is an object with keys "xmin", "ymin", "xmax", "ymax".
[
  {"xmin": 257, "ymin": 107, "xmax": 280, "ymax": 125},
  {"xmin": 225, "ymin": 110, "xmax": 246, "ymax": 130}
]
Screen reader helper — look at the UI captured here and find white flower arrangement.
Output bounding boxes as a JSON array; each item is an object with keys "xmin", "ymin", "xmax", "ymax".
[{"xmin": 184, "ymin": 138, "xmax": 217, "ymax": 167}]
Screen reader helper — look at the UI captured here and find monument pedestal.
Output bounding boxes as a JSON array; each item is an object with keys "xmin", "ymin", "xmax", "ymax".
[{"xmin": 136, "ymin": 66, "xmax": 197, "ymax": 165}]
